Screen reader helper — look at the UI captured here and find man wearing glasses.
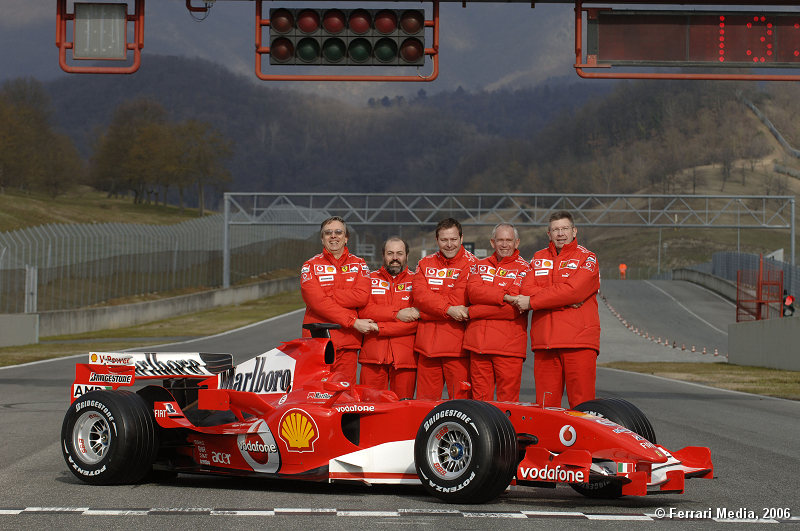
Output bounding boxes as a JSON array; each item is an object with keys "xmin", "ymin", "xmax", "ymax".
[
  {"xmin": 509, "ymin": 211, "xmax": 600, "ymax": 408},
  {"xmin": 300, "ymin": 216, "xmax": 372, "ymax": 384}
]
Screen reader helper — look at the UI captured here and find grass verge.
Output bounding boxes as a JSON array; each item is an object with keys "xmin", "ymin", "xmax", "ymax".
[{"xmin": 600, "ymin": 361, "xmax": 800, "ymax": 401}]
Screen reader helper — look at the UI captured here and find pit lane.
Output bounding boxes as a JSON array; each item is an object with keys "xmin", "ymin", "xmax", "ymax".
[{"xmin": 1, "ymin": 280, "xmax": 798, "ymax": 528}]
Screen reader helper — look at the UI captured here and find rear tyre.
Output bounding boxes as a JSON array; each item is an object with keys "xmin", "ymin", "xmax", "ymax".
[
  {"xmin": 570, "ymin": 397, "xmax": 656, "ymax": 498},
  {"xmin": 414, "ymin": 400, "xmax": 517, "ymax": 503},
  {"xmin": 61, "ymin": 390, "xmax": 158, "ymax": 485}
]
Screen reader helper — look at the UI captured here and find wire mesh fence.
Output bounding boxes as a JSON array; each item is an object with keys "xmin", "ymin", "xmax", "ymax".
[
  {"xmin": 0, "ymin": 215, "xmax": 318, "ymax": 313},
  {"xmin": 3, "ymin": 210, "xmax": 797, "ymax": 315}
]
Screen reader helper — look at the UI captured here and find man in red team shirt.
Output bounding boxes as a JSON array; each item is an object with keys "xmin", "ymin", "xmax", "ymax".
[
  {"xmin": 357, "ymin": 237, "xmax": 419, "ymax": 399},
  {"xmin": 464, "ymin": 224, "xmax": 531, "ymax": 402},
  {"xmin": 412, "ymin": 218, "xmax": 477, "ymax": 399},
  {"xmin": 300, "ymin": 216, "xmax": 372, "ymax": 384},
  {"xmin": 510, "ymin": 211, "xmax": 600, "ymax": 408}
]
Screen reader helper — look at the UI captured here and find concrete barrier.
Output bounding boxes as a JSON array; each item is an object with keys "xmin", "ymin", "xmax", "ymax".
[
  {"xmin": 672, "ymin": 268, "xmax": 738, "ymax": 302},
  {"xmin": 37, "ymin": 276, "xmax": 299, "ymax": 339},
  {"xmin": 0, "ymin": 314, "xmax": 39, "ymax": 347},
  {"xmin": 728, "ymin": 316, "xmax": 800, "ymax": 371}
]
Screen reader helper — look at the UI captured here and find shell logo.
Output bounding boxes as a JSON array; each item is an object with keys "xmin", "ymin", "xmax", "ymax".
[
  {"xmin": 279, "ymin": 409, "xmax": 319, "ymax": 453},
  {"xmin": 90, "ymin": 353, "xmax": 98, "ymax": 363}
]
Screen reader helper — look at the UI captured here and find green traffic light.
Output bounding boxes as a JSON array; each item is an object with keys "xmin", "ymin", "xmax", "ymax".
[
  {"xmin": 323, "ymin": 38, "xmax": 346, "ymax": 63},
  {"xmin": 374, "ymin": 38, "xmax": 398, "ymax": 63},
  {"xmin": 348, "ymin": 38, "xmax": 371, "ymax": 63},
  {"xmin": 296, "ymin": 38, "xmax": 320, "ymax": 62}
]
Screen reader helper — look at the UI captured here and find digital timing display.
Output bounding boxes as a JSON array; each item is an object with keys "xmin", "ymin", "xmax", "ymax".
[{"xmin": 592, "ymin": 11, "xmax": 800, "ymax": 67}]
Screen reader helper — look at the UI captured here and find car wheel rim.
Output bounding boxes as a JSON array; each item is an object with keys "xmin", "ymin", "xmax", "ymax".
[
  {"xmin": 426, "ymin": 421, "xmax": 472, "ymax": 480},
  {"xmin": 73, "ymin": 411, "xmax": 111, "ymax": 464}
]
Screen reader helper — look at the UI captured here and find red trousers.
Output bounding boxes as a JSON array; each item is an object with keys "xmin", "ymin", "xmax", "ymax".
[
  {"xmin": 359, "ymin": 363, "xmax": 417, "ymax": 400},
  {"xmin": 468, "ymin": 352, "xmax": 524, "ymax": 402},
  {"xmin": 332, "ymin": 348, "xmax": 358, "ymax": 385},
  {"xmin": 416, "ymin": 356, "xmax": 469, "ymax": 400},
  {"xmin": 533, "ymin": 348, "xmax": 597, "ymax": 408}
]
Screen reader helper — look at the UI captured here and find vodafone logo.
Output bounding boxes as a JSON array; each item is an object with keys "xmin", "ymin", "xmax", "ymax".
[
  {"xmin": 237, "ymin": 419, "xmax": 280, "ymax": 473},
  {"xmin": 238, "ymin": 435, "xmax": 276, "ymax": 465},
  {"xmin": 518, "ymin": 465, "xmax": 585, "ymax": 483},
  {"xmin": 559, "ymin": 424, "xmax": 577, "ymax": 447}
]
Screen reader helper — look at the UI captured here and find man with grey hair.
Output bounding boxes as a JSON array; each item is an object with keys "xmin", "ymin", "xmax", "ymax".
[
  {"xmin": 464, "ymin": 223, "xmax": 531, "ymax": 401},
  {"xmin": 300, "ymin": 216, "xmax": 372, "ymax": 384}
]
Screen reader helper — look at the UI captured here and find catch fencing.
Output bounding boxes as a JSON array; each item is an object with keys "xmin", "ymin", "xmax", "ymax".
[{"xmin": 0, "ymin": 215, "xmax": 318, "ymax": 313}]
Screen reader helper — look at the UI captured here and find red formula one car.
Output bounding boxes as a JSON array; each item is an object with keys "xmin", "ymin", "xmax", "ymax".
[{"xmin": 61, "ymin": 324, "xmax": 713, "ymax": 503}]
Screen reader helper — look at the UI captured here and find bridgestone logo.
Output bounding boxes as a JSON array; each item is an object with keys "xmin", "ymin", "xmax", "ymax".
[
  {"xmin": 89, "ymin": 373, "xmax": 132, "ymax": 384},
  {"xmin": 75, "ymin": 400, "xmax": 115, "ymax": 422},
  {"xmin": 424, "ymin": 410, "xmax": 474, "ymax": 432}
]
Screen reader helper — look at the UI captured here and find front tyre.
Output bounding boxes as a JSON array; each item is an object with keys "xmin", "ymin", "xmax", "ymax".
[
  {"xmin": 570, "ymin": 397, "xmax": 656, "ymax": 499},
  {"xmin": 61, "ymin": 390, "xmax": 158, "ymax": 485},
  {"xmin": 414, "ymin": 400, "xmax": 517, "ymax": 504}
]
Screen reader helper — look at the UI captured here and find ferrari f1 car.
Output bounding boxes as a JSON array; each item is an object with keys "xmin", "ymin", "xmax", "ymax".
[{"xmin": 62, "ymin": 324, "xmax": 713, "ymax": 503}]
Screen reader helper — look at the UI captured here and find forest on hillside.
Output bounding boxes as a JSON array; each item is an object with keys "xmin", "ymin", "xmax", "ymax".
[{"xmin": 2, "ymin": 55, "xmax": 797, "ymax": 211}]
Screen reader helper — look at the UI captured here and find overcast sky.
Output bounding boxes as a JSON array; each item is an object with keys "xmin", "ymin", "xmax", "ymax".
[{"xmin": 1, "ymin": 0, "xmax": 579, "ymax": 101}]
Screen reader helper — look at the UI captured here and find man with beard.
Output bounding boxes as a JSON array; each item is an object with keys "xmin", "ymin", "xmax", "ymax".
[
  {"xmin": 412, "ymin": 218, "xmax": 477, "ymax": 399},
  {"xmin": 357, "ymin": 237, "xmax": 419, "ymax": 399},
  {"xmin": 300, "ymin": 216, "xmax": 372, "ymax": 384},
  {"xmin": 509, "ymin": 211, "xmax": 600, "ymax": 408},
  {"xmin": 464, "ymin": 223, "xmax": 531, "ymax": 402}
]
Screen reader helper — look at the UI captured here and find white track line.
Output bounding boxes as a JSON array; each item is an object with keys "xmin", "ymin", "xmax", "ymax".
[{"xmin": 644, "ymin": 280, "xmax": 728, "ymax": 335}]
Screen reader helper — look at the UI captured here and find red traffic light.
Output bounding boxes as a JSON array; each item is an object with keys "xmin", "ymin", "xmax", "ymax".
[
  {"xmin": 375, "ymin": 10, "xmax": 398, "ymax": 34},
  {"xmin": 297, "ymin": 9, "xmax": 320, "ymax": 33},
  {"xmin": 268, "ymin": 7, "xmax": 426, "ymax": 66}
]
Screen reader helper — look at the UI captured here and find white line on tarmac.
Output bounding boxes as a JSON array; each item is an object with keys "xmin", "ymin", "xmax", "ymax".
[{"xmin": 644, "ymin": 280, "xmax": 728, "ymax": 335}]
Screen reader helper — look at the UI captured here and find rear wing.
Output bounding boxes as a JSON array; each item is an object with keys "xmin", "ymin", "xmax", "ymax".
[{"xmin": 70, "ymin": 351, "xmax": 233, "ymax": 402}]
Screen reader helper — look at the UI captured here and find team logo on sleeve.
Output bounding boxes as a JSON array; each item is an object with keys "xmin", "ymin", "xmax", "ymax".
[{"xmin": 559, "ymin": 259, "xmax": 580, "ymax": 270}]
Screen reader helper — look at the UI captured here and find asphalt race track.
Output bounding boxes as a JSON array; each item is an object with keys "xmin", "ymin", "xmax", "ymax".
[{"xmin": 1, "ymin": 280, "xmax": 798, "ymax": 528}]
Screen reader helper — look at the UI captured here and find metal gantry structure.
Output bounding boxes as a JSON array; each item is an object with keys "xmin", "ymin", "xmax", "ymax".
[{"xmin": 222, "ymin": 192, "xmax": 796, "ymax": 287}]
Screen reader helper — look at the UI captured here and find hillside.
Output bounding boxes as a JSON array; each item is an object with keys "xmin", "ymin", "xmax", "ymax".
[{"xmin": 0, "ymin": 186, "xmax": 203, "ymax": 233}]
